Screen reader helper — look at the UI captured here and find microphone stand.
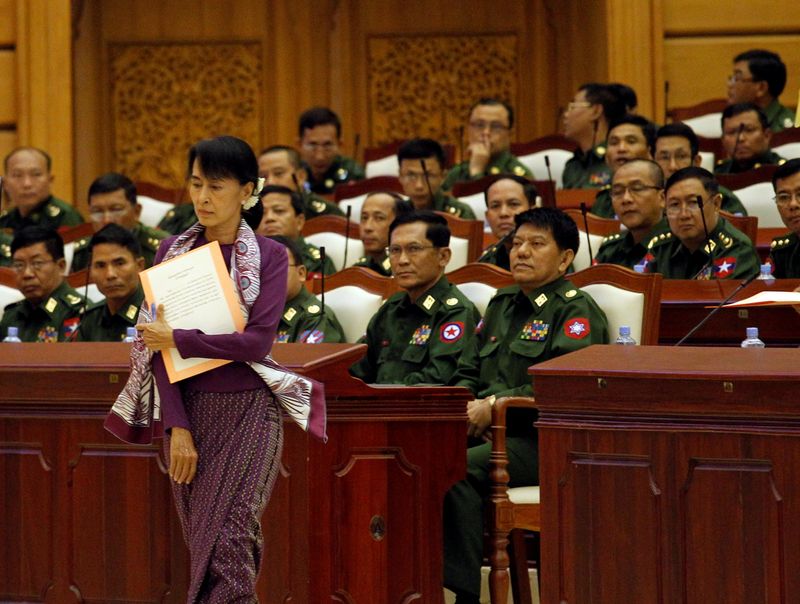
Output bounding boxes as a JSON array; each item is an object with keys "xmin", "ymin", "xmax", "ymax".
[
  {"xmin": 690, "ymin": 195, "xmax": 714, "ymax": 279},
  {"xmin": 544, "ymin": 155, "xmax": 553, "ymax": 183},
  {"xmin": 579, "ymin": 202, "xmax": 594, "ymax": 264},
  {"xmin": 421, "ymin": 159, "xmax": 436, "ymax": 208},
  {"xmin": 342, "ymin": 205, "xmax": 352, "ymax": 269}
]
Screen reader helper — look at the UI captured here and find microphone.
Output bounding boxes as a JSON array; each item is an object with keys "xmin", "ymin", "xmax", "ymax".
[
  {"xmin": 291, "ymin": 173, "xmax": 301, "ymax": 193},
  {"xmin": 319, "ymin": 245, "xmax": 326, "ymax": 315},
  {"xmin": 690, "ymin": 194, "xmax": 714, "ymax": 279},
  {"xmin": 729, "ymin": 122, "xmax": 745, "ymax": 167},
  {"xmin": 664, "ymin": 81, "xmax": 670, "ymax": 124},
  {"xmin": 299, "ymin": 245, "xmax": 328, "ymax": 344},
  {"xmin": 342, "ymin": 205, "xmax": 352, "ymax": 269},
  {"xmin": 353, "ymin": 133, "xmax": 361, "ymax": 163},
  {"xmin": 420, "ymin": 159, "xmax": 435, "ymax": 207},
  {"xmin": 544, "ymin": 155, "xmax": 554, "ymax": 183},
  {"xmin": 579, "ymin": 202, "xmax": 594, "ymax": 265},
  {"xmin": 674, "ymin": 271, "xmax": 760, "ymax": 346}
]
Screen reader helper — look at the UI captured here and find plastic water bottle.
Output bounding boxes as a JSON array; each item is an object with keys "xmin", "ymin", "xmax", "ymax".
[
  {"xmin": 740, "ymin": 327, "xmax": 765, "ymax": 348},
  {"xmin": 757, "ymin": 263, "xmax": 775, "ymax": 283},
  {"xmin": 615, "ymin": 325, "xmax": 637, "ymax": 345},
  {"xmin": 123, "ymin": 327, "xmax": 137, "ymax": 343},
  {"xmin": 2, "ymin": 326, "xmax": 22, "ymax": 342}
]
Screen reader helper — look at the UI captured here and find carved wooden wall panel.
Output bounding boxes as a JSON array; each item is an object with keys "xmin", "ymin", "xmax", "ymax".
[
  {"xmin": 109, "ymin": 42, "xmax": 262, "ymax": 188},
  {"xmin": 367, "ymin": 34, "xmax": 518, "ymax": 151}
]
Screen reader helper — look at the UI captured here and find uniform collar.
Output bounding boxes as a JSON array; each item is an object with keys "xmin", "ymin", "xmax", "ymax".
[
  {"xmin": 27, "ymin": 280, "xmax": 72, "ymax": 318},
  {"xmin": 404, "ymin": 275, "xmax": 450, "ymax": 315},
  {"xmin": 516, "ymin": 276, "xmax": 568, "ymax": 313},
  {"xmin": 102, "ymin": 286, "xmax": 144, "ymax": 324}
]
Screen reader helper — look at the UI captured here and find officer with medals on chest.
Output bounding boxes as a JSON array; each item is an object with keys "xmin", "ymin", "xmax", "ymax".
[
  {"xmin": 443, "ymin": 207, "xmax": 610, "ymax": 604},
  {"xmin": 1, "ymin": 227, "xmax": 85, "ymax": 342},
  {"xmin": 768, "ymin": 159, "xmax": 800, "ymax": 278},
  {"xmin": 349, "ymin": 211, "xmax": 480, "ymax": 385},
  {"xmin": 477, "ymin": 175, "xmax": 536, "ymax": 271},
  {"xmin": 353, "ymin": 192, "xmax": 412, "ymax": 276}
]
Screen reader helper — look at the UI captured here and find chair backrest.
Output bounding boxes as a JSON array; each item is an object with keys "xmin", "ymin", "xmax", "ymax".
[
  {"xmin": 63, "ymin": 241, "xmax": 76, "ymax": 275},
  {"xmin": 303, "ymin": 215, "xmax": 360, "ymax": 238},
  {"xmin": 437, "ymin": 213, "xmax": 484, "ymax": 271},
  {"xmin": 771, "ymin": 127, "xmax": 800, "ymax": 160},
  {"xmin": 0, "ymin": 269, "xmax": 24, "ymax": 322},
  {"xmin": 698, "ymin": 151, "xmax": 716, "ymax": 172},
  {"xmin": 58, "ymin": 222, "xmax": 94, "ymax": 243},
  {"xmin": 452, "ymin": 282, "xmax": 496, "ymax": 316},
  {"xmin": 303, "ymin": 232, "xmax": 365, "ymax": 271},
  {"xmin": 571, "ymin": 231, "xmax": 606, "ymax": 271},
  {"xmin": 135, "ymin": 181, "xmax": 186, "ymax": 204},
  {"xmin": 452, "ymin": 175, "xmax": 556, "ymax": 209},
  {"xmin": 66, "ymin": 270, "xmax": 106, "ymax": 303},
  {"xmin": 365, "ymin": 154, "xmax": 399, "ymax": 178},
  {"xmin": 516, "ymin": 149, "xmax": 573, "ymax": 189},
  {"xmin": 567, "ymin": 264, "xmax": 662, "ymax": 345},
  {"xmin": 717, "ymin": 166, "xmax": 781, "ymax": 228},
  {"xmin": 668, "ymin": 98, "xmax": 728, "ymax": 139},
  {"xmin": 720, "ymin": 210, "xmax": 758, "ymax": 244},
  {"xmin": 773, "ymin": 142, "xmax": 800, "ymax": 161},
  {"xmin": 563, "ymin": 209, "xmax": 621, "ymax": 236},
  {"xmin": 138, "ymin": 195, "xmax": 175, "ymax": 228},
  {"xmin": 557, "ymin": 188, "xmax": 596, "ymax": 210},
  {"xmin": 684, "ymin": 114, "xmax": 723, "ymax": 139},
  {"xmin": 447, "ymin": 263, "xmax": 514, "ymax": 315}
]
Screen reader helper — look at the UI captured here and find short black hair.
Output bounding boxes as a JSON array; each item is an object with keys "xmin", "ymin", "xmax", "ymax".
[
  {"xmin": 89, "ymin": 223, "xmax": 142, "ymax": 258},
  {"xmin": 734, "ymin": 49, "xmax": 788, "ymax": 98},
  {"xmin": 608, "ymin": 83, "xmax": 638, "ymax": 112},
  {"xmin": 772, "ymin": 158, "xmax": 800, "ymax": 189},
  {"xmin": 4, "ymin": 146, "xmax": 52, "ymax": 172},
  {"xmin": 469, "ymin": 97, "xmax": 514, "ymax": 128},
  {"xmin": 654, "ymin": 122, "xmax": 699, "ymax": 157},
  {"xmin": 483, "ymin": 174, "xmax": 538, "ymax": 208},
  {"xmin": 268, "ymin": 234, "xmax": 304, "ymax": 265},
  {"xmin": 88, "ymin": 172, "xmax": 137, "ymax": 205},
  {"xmin": 608, "ymin": 114, "xmax": 657, "ymax": 150},
  {"xmin": 388, "ymin": 210, "xmax": 450, "ymax": 248},
  {"xmin": 613, "ymin": 159, "xmax": 665, "ymax": 189},
  {"xmin": 665, "ymin": 166, "xmax": 719, "ymax": 197},
  {"xmin": 397, "ymin": 138, "xmax": 447, "ymax": 170},
  {"xmin": 579, "ymin": 83, "xmax": 627, "ymax": 124},
  {"xmin": 11, "ymin": 226, "xmax": 64, "ymax": 260},
  {"xmin": 259, "ymin": 145, "xmax": 302, "ymax": 170},
  {"xmin": 298, "ymin": 107, "xmax": 342, "ymax": 138},
  {"xmin": 721, "ymin": 102, "xmax": 769, "ymax": 131},
  {"xmin": 259, "ymin": 184, "xmax": 304, "ymax": 216},
  {"xmin": 364, "ymin": 191, "xmax": 414, "ymax": 218},
  {"xmin": 514, "ymin": 207, "xmax": 579, "ymax": 254}
]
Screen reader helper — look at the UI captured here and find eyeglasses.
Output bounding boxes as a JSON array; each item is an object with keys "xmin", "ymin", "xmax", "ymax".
[
  {"xmin": 722, "ymin": 125, "xmax": 763, "ymax": 137},
  {"xmin": 89, "ymin": 207, "xmax": 129, "ymax": 221},
  {"xmin": 728, "ymin": 73, "xmax": 755, "ymax": 84},
  {"xmin": 11, "ymin": 259, "xmax": 55, "ymax": 273},
  {"xmin": 301, "ymin": 142, "xmax": 337, "ymax": 153},
  {"xmin": 665, "ymin": 198, "xmax": 706, "ymax": 216},
  {"xmin": 655, "ymin": 152, "xmax": 692, "ymax": 163},
  {"xmin": 385, "ymin": 244, "xmax": 436, "ymax": 258},
  {"xmin": 468, "ymin": 120, "xmax": 509, "ymax": 134},
  {"xmin": 565, "ymin": 101, "xmax": 592, "ymax": 112},
  {"xmin": 398, "ymin": 171, "xmax": 441, "ymax": 183},
  {"xmin": 775, "ymin": 191, "xmax": 800, "ymax": 207},
  {"xmin": 610, "ymin": 183, "xmax": 662, "ymax": 199}
]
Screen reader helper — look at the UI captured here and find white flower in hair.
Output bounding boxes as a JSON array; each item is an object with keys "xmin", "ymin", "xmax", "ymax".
[{"xmin": 242, "ymin": 176, "xmax": 266, "ymax": 210}]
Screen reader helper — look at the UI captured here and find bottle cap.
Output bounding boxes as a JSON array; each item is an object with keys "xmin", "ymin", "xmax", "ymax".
[
  {"xmin": 8, "ymin": 326, "xmax": 18, "ymax": 337},
  {"xmin": 126, "ymin": 326, "xmax": 137, "ymax": 337},
  {"xmin": 746, "ymin": 326, "xmax": 759, "ymax": 339},
  {"xmin": 619, "ymin": 325, "xmax": 631, "ymax": 337}
]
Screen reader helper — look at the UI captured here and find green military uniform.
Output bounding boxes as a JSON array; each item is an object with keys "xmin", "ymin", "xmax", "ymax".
[
  {"xmin": 444, "ymin": 276, "xmax": 610, "ymax": 598},
  {"xmin": 302, "ymin": 190, "xmax": 344, "ymax": 219},
  {"xmin": 714, "ymin": 150, "xmax": 786, "ymax": 175},
  {"xmin": 442, "ymin": 150, "xmax": 533, "ymax": 191},
  {"xmin": 304, "ymin": 155, "xmax": 365, "ymax": 195},
  {"xmin": 561, "ymin": 144, "xmax": 611, "ymax": 189},
  {"xmin": 0, "ymin": 231, "xmax": 11, "ymax": 267},
  {"xmin": 349, "ymin": 276, "xmax": 480, "ymax": 385},
  {"xmin": 644, "ymin": 216, "xmax": 760, "ymax": 280},
  {"xmin": 427, "ymin": 190, "xmax": 476, "ymax": 219},
  {"xmin": 764, "ymin": 99, "xmax": 796, "ymax": 133},
  {"xmin": 297, "ymin": 236, "xmax": 336, "ymax": 276},
  {"xmin": 0, "ymin": 195, "xmax": 84, "ymax": 234},
  {"xmin": 69, "ymin": 222, "xmax": 169, "ymax": 272},
  {"xmin": 594, "ymin": 218, "xmax": 669, "ymax": 270},
  {"xmin": 73, "ymin": 287, "xmax": 143, "ymax": 342},
  {"xmin": 0, "ymin": 281, "xmax": 86, "ymax": 342},
  {"xmin": 274, "ymin": 286, "xmax": 345, "ymax": 344},
  {"xmin": 157, "ymin": 203, "xmax": 197, "ymax": 235},
  {"xmin": 353, "ymin": 253, "xmax": 392, "ymax": 276},
  {"xmin": 768, "ymin": 232, "xmax": 800, "ymax": 278},
  {"xmin": 591, "ymin": 185, "xmax": 615, "ymax": 219},
  {"xmin": 477, "ymin": 238, "xmax": 511, "ymax": 271},
  {"xmin": 720, "ymin": 185, "xmax": 748, "ymax": 216}
]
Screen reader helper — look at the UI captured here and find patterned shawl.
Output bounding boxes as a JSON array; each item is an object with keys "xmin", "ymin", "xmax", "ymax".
[{"xmin": 105, "ymin": 220, "xmax": 327, "ymax": 444}]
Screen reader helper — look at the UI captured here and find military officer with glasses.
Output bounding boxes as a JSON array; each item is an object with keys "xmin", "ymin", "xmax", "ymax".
[
  {"xmin": 715, "ymin": 103, "xmax": 786, "ymax": 175},
  {"xmin": 727, "ymin": 49, "xmax": 795, "ymax": 133},
  {"xmin": 594, "ymin": 159, "xmax": 669, "ymax": 270},
  {"xmin": 442, "ymin": 98, "xmax": 532, "ymax": 191},
  {"xmin": 644, "ymin": 167, "xmax": 759, "ymax": 280},
  {"xmin": 768, "ymin": 159, "xmax": 800, "ymax": 278},
  {"xmin": 349, "ymin": 211, "xmax": 479, "ymax": 385}
]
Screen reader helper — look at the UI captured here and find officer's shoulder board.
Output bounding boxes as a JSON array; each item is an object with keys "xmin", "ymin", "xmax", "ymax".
[
  {"xmin": 311, "ymin": 199, "xmax": 327, "ymax": 214},
  {"xmin": 716, "ymin": 229, "xmax": 734, "ymax": 249},
  {"xmin": 307, "ymin": 245, "xmax": 321, "ymax": 260},
  {"xmin": 0, "ymin": 241, "xmax": 10, "ymax": 258},
  {"xmin": 73, "ymin": 237, "xmax": 90, "ymax": 251},
  {"xmin": 647, "ymin": 231, "xmax": 673, "ymax": 250},
  {"xmin": 61, "ymin": 290, "xmax": 86, "ymax": 309},
  {"xmin": 556, "ymin": 286, "xmax": 583, "ymax": 302},
  {"xmin": 771, "ymin": 233, "xmax": 797, "ymax": 251},
  {"xmin": 46, "ymin": 203, "xmax": 62, "ymax": 217},
  {"xmin": 602, "ymin": 232, "xmax": 622, "ymax": 244}
]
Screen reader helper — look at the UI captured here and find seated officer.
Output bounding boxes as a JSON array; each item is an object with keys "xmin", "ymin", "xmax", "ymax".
[
  {"xmin": 297, "ymin": 107, "xmax": 365, "ymax": 195},
  {"xmin": 768, "ymin": 159, "xmax": 800, "ymax": 277},
  {"xmin": 1, "ymin": 227, "xmax": 85, "ymax": 341},
  {"xmin": 715, "ymin": 103, "xmax": 786, "ymax": 174},
  {"xmin": 353, "ymin": 191, "xmax": 412, "ymax": 276},
  {"xmin": 269, "ymin": 235, "xmax": 345, "ymax": 343},
  {"xmin": 73, "ymin": 224, "xmax": 144, "ymax": 341},
  {"xmin": 0, "ymin": 147, "xmax": 84, "ymax": 233},
  {"xmin": 258, "ymin": 145, "xmax": 344, "ymax": 218},
  {"xmin": 442, "ymin": 98, "xmax": 532, "ymax": 190},
  {"xmin": 444, "ymin": 207, "xmax": 610, "ymax": 604},
  {"xmin": 645, "ymin": 167, "xmax": 759, "ymax": 279},
  {"xmin": 594, "ymin": 159, "xmax": 668, "ymax": 270},
  {"xmin": 477, "ymin": 174, "xmax": 536, "ymax": 270},
  {"xmin": 398, "ymin": 138, "xmax": 475, "ymax": 218},
  {"xmin": 256, "ymin": 185, "xmax": 335, "ymax": 277},
  {"xmin": 727, "ymin": 49, "xmax": 795, "ymax": 132},
  {"xmin": 562, "ymin": 83, "xmax": 626, "ymax": 189},
  {"xmin": 653, "ymin": 122, "xmax": 747, "ymax": 216},
  {"xmin": 350, "ymin": 211, "xmax": 480, "ymax": 385},
  {"xmin": 591, "ymin": 114, "xmax": 656, "ymax": 219},
  {"xmin": 70, "ymin": 172, "xmax": 169, "ymax": 271}
]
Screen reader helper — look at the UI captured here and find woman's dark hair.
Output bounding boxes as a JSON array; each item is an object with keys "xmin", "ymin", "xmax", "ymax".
[{"xmin": 187, "ymin": 135, "xmax": 263, "ymax": 230}]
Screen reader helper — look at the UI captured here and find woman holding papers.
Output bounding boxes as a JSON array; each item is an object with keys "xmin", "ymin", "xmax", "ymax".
[{"xmin": 106, "ymin": 136, "xmax": 326, "ymax": 603}]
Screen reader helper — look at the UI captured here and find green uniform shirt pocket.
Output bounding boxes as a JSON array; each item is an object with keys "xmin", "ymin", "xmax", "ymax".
[
  {"xmin": 508, "ymin": 338, "xmax": 547, "ymax": 362},
  {"xmin": 478, "ymin": 340, "xmax": 500, "ymax": 358},
  {"xmin": 401, "ymin": 344, "xmax": 428, "ymax": 364}
]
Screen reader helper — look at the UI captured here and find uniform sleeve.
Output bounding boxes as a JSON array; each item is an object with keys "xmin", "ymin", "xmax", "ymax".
[
  {"xmin": 349, "ymin": 309, "xmax": 383, "ymax": 382},
  {"xmin": 450, "ymin": 318, "xmax": 485, "ymax": 395}
]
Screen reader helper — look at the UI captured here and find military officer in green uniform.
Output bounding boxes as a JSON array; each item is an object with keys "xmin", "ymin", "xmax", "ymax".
[
  {"xmin": 157, "ymin": 202, "xmax": 197, "ymax": 235},
  {"xmin": 350, "ymin": 211, "xmax": 480, "ymax": 385},
  {"xmin": 442, "ymin": 98, "xmax": 532, "ymax": 190},
  {"xmin": 69, "ymin": 172, "xmax": 169, "ymax": 271},
  {"xmin": 477, "ymin": 174, "xmax": 536, "ymax": 270},
  {"xmin": 256, "ymin": 185, "xmax": 335, "ymax": 277},
  {"xmin": 258, "ymin": 145, "xmax": 344, "ymax": 218},
  {"xmin": 73, "ymin": 224, "xmax": 144, "ymax": 342},
  {"xmin": 715, "ymin": 103, "xmax": 786, "ymax": 175},
  {"xmin": 353, "ymin": 191, "xmax": 412, "ymax": 276},
  {"xmin": 1, "ymin": 227, "xmax": 85, "ymax": 342},
  {"xmin": 269, "ymin": 236, "xmax": 345, "ymax": 343},
  {"xmin": 0, "ymin": 147, "xmax": 84, "ymax": 233},
  {"xmin": 398, "ymin": 138, "xmax": 476, "ymax": 219},
  {"xmin": 644, "ymin": 167, "xmax": 759, "ymax": 280},
  {"xmin": 443, "ymin": 207, "xmax": 610, "ymax": 604},
  {"xmin": 767, "ymin": 159, "xmax": 800, "ymax": 278},
  {"xmin": 594, "ymin": 159, "xmax": 668, "ymax": 269},
  {"xmin": 297, "ymin": 107, "xmax": 365, "ymax": 195},
  {"xmin": 727, "ymin": 49, "xmax": 796, "ymax": 133}
]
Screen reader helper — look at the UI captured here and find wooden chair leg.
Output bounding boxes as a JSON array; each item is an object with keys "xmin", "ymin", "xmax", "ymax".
[
  {"xmin": 489, "ymin": 527, "xmax": 510, "ymax": 604},
  {"xmin": 509, "ymin": 529, "xmax": 533, "ymax": 604}
]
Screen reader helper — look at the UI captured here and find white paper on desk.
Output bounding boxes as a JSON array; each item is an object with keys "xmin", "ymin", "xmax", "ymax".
[
  {"xmin": 724, "ymin": 290, "xmax": 800, "ymax": 308},
  {"xmin": 139, "ymin": 241, "xmax": 245, "ymax": 382}
]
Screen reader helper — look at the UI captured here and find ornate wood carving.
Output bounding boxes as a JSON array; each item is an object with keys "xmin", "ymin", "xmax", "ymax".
[
  {"xmin": 109, "ymin": 42, "xmax": 262, "ymax": 188},
  {"xmin": 367, "ymin": 34, "xmax": 518, "ymax": 150}
]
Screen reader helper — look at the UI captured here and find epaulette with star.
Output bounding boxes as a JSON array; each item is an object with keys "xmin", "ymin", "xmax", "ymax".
[
  {"xmin": 602, "ymin": 232, "xmax": 622, "ymax": 244},
  {"xmin": 73, "ymin": 237, "xmax": 90, "ymax": 251},
  {"xmin": 715, "ymin": 230, "xmax": 734, "ymax": 249},
  {"xmin": 46, "ymin": 204, "xmax": 61, "ymax": 217},
  {"xmin": 771, "ymin": 234, "xmax": 796, "ymax": 250},
  {"xmin": 647, "ymin": 231, "xmax": 672, "ymax": 249}
]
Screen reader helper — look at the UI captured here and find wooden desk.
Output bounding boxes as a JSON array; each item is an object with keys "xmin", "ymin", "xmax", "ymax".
[
  {"xmin": 533, "ymin": 345, "xmax": 800, "ymax": 604},
  {"xmin": 0, "ymin": 343, "xmax": 469, "ymax": 603}
]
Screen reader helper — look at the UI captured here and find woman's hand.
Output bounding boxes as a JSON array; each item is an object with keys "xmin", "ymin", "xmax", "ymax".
[
  {"xmin": 136, "ymin": 304, "xmax": 175, "ymax": 351},
  {"xmin": 169, "ymin": 427, "xmax": 198, "ymax": 484}
]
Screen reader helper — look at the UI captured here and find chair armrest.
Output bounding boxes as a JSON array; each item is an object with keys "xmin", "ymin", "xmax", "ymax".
[{"xmin": 489, "ymin": 397, "xmax": 538, "ymax": 501}]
